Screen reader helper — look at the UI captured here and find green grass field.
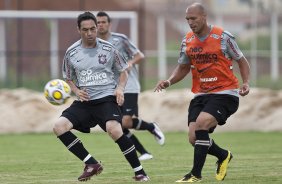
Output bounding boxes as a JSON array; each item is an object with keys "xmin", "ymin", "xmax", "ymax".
[{"xmin": 0, "ymin": 132, "xmax": 281, "ymax": 184}]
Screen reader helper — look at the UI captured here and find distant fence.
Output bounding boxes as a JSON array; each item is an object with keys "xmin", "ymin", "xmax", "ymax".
[
  {"xmin": 0, "ymin": 10, "xmax": 137, "ymax": 90},
  {"xmin": 0, "ymin": 10, "xmax": 282, "ymax": 91}
]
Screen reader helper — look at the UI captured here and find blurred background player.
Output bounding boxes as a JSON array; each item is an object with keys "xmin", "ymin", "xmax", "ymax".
[
  {"xmin": 53, "ymin": 11, "xmax": 149, "ymax": 182},
  {"xmin": 96, "ymin": 11, "xmax": 165, "ymax": 161}
]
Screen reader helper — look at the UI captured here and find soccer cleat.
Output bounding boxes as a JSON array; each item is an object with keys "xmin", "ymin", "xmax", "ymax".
[
  {"xmin": 78, "ymin": 162, "xmax": 103, "ymax": 181},
  {"xmin": 151, "ymin": 122, "xmax": 165, "ymax": 145},
  {"xmin": 139, "ymin": 153, "xmax": 153, "ymax": 161},
  {"xmin": 175, "ymin": 173, "xmax": 202, "ymax": 183},
  {"xmin": 133, "ymin": 174, "xmax": 150, "ymax": 182},
  {"xmin": 215, "ymin": 151, "xmax": 233, "ymax": 181}
]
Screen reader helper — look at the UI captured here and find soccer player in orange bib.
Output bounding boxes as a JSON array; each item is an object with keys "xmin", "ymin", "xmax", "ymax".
[{"xmin": 155, "ymin": 2, "xmax": 250, "ymax": 183}]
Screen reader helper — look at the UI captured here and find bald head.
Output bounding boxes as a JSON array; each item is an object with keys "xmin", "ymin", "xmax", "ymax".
[
  {"xmin": 186, "ymin": 3, "xmax": 206, "ymax": 16},
  {"xmin": 185, "ymin": 3, "xmax": 209, "ymax": 36}
]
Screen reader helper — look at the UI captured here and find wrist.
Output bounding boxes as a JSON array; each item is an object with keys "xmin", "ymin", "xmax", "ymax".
[
  {"xmin": 166, "ymin": 80, "xmax": 171, "ymax": 87},
  {"xmin": 243, "ymin": 82, "xmax": 249, "ymax": 86},
  {"xmin": 117, "ymin": 85, "xmax": 125, "ymax": 90}
]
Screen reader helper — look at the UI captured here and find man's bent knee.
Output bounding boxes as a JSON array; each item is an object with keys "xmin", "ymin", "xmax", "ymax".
[
  {"xmin": 122, "ymin": 115, "xmax": 132, "ymax": 128},
  {"xmin": 53, "ymin": 117, "xmax": 73, "ymax": 136},
  {"xmin": 106, "ymin": 120, "xmax": 123, "ymax": 141},
  {"xmin": 196, "ymin": 112, "xmax": 218, "ymax": 130}
]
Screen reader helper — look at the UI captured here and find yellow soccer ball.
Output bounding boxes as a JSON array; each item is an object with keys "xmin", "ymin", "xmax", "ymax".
[{"xmin": 44, "ymin": 79, "xmax": 71, "ymax": 105}]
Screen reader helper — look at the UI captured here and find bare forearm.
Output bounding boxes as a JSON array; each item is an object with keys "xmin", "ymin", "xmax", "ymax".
[
  {"xmin": 168, "ymin": 64, "xmax": 190, "ymax": 85},
  {"xmin": 128, "ymin": 52, "xmax": 144, "ymax": 65},
  {"xmin": 118, "ymin": 70, "xmax": 128, "ymax": 90},
  {"xmin": 115, "ymin": 70, "xmax": 128, "ymax": 106},
  {"xmin": 237, "ymin": 56, "xmax": 251, "ymax": 96},
  {"xmin": 154, "ymin": 64, "xmax": 190, "ymax": 92},
  {"xmin": 238, "ymin": 56, "xmax": 250, "ymax": 84},
  {"xmin": 66, "ymin": 80, "xmax": 79, "ymax": 94}
]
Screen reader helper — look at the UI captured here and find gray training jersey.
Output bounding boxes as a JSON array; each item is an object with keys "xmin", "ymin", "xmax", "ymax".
[
  {"xmin": 106, "ymin": 32, "xmax": 140, "ymax": 94},
  {"xmin": 62, "ymin": 38, "xmax": 128, "ymax": 100}
]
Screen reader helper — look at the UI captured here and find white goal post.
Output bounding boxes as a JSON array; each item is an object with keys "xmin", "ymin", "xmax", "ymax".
[{"xmin": 0, "ymin": 10, "xmax": 138, "ymax": 80}]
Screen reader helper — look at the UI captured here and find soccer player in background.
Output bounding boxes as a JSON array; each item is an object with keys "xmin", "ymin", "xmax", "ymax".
[
  {"xmin": 96, "ymin": 11, "xmax": 165, "ymax": 161},
  {"xmin": 53, "ymin": 11, "xmax": 149, "ymax": 182},
  {"xmin": 155, "ymin": 2, "xmax": 250, "ymax": 183}
]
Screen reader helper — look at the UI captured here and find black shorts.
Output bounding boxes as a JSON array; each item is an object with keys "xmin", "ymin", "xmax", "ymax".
[
  {"xmin": 61, "ymin": 96, "xmax": 122, "ymax": 132},
  {"xmin": 121, "ymin": 93, "xmax": 139, "ymax": 116},
  {"xmin": 188, "ymin": 94, "xmax": 239, "ymax": 126}
]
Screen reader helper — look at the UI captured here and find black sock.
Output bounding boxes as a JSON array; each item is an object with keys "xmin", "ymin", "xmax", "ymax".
[
  {"xmin": 123, "ymin": 128, "xmax": 149, "ymax": 154},
  {"xmin": 116, "ymin": 135, "xmax": 146, "ymax": 176},
  {"xmin": 132, "ymin": 118, "xmax": 154, "ymax": 131},
  {"xmin": 191, "ymin": 130, "xmax": 210, "ymax": 177},
  {"xmin": 208, "ymin": 139, "xmax": 228, "ymax": 161},
  {"xmin": 125, "ymin": 132, "xmax": 149, "ymax": 155},
  {"xmin": 58, "ymin": 131, "xmax": 97, "ymax": 164}
]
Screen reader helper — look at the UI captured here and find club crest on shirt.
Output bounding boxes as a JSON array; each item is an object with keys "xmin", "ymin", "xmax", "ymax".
[{"xmin": 98, "ymin": 54, "xmax": 107, "ymax": 64}]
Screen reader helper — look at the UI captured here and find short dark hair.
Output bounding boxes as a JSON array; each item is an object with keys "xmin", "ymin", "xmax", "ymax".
[
  {"xmin": 96, "ymin": 11, "xmax": 111, "ymax": 23},
  {"xmin": 77, "ymin": 11, "xmax": 97, "ymax": 29}
]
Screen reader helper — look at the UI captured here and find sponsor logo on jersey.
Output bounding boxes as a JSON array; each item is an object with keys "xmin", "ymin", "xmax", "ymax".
[
  {"xmin": 187, "ymin": 35, "xmax": 195, "ymax": 43},
  {"xmin": 189, "ymin": 47, "xmax": 218, "ymax": 64},
  {"xmin": 69, "ymin": 50, "xmax": 77, "ymax": 57},
  {"xmin": 190, "ymin": 47, "xmax": 203, "ymax": 53},
  {"xmin": 126, "ymin": 109, "xmax": 132, "ymax": 112},
  {"xmin": 227, "ymin": 38, "xmax": 240, "ymax": 57},
  {"xmin": 76, "ymin": 58, "xmax": 83, "ymax": 62},
  {"xmin": 197, "ymin": 65, "xmax": 212, "ymax": 73},
  {"xmin": 190, "ymin": 53, "xmax": 218, "ymax": 64},
  {"xmin": 79, "ymin": 70, "xmax": 109, "ymax": 85},
  {"xmin": 102, "ymin": 45, "xmax": 111, "ymax": 52},
  {"xmin": 114, "ymin": 50, "xmax": 123, "ymax": 67},
  {"xmin": 200, "ymin": 77, "xmax": 218, "ymax": 82},
  {"xmin": 98, "ymin": 54, "xmax": 107, "ymax": 65},
  {"xmin": 210, "ymin": 34, "xmax": 220, "ymax": 39}
]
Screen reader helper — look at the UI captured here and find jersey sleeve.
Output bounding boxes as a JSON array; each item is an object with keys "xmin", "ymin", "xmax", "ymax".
[
  {"xmin": 178, "ymin": 36, "xmax": 190, "ymax": 64},
  {"xmin": 113, "ymin": 49, "xmax": 129, "ymax": 72},
  {"xmin": 122, "ymin": 36, "xmax": 139, "ymax": 59},
  {"xmin": 62, "ymin": 52, "xmax": 75, "ymax": 81},
  {"xmin": 222, "ymin": 31, "xmax": 244, "ymax": 61}
]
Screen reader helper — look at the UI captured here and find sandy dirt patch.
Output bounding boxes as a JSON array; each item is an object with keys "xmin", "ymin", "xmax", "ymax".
[{"xmin": 0, "ymin": 88, "xmax": 281, "ymax": 134}]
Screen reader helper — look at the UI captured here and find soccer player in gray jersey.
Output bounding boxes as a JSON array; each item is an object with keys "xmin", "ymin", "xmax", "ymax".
[
  {"xmin": 96, "ymin": 11, "xmax": 165, "ymax": 161},
  {"xmin": 53, "ymin": 12, "xmax": 149, "ymax": 182},
  {"xmin": 155, "ymin": 3, "xmax": 250, "ymax": 183}
]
